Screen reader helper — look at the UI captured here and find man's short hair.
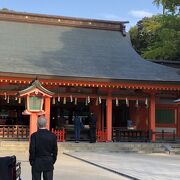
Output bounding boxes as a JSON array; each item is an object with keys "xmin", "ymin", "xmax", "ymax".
[{"xmin": 37, "ymin": 116, "xmax": 47, "ymax": 128}]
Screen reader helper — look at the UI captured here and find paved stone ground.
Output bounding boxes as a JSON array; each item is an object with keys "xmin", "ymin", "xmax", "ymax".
[
  {"xmin": 0, "ymin": 152, "xmax": 127, "ymax": 180},
  {"xmin": 1, "ymin": 151, "xmax": 180, "ymax": 180},
  {"xmin": 67, "ymin": 152, "xmax": 180, "ymax": 180}
]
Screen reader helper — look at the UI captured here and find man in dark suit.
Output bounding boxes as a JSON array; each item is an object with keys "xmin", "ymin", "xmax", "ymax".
[
  {"xmin": 29, "ymin": 116, "xmax": 58, "ymax": 180},
  {"xmin": 73, "ymin": 112, "xmax": 83, "ymax": 143},
  {"xmin": 89, "ymin": 112, "xmax": 96, "ymax": 143}
]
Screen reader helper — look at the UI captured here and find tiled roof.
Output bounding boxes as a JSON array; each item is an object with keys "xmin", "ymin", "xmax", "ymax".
[{"xmin": 0, "ymin": 19, "xmax": 179, "ymax": 83}]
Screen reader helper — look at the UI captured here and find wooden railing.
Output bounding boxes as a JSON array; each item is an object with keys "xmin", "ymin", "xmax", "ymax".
[
  {"xmin": 51, "ymin": 128, "xmax": 107, "ymax": 142},
  {"xmin": 0, "ymin": 125, "xmax": 176, "ymax": 142},
  {"xmin": 112, "ymin": 128, "xmax": 150, "ymax": 142},
  {"xmin": 154, "ymin": 130, "xmax": 176, "ymax": 142},
  {"xmin": 112, "ymin": 128, "xmax": 177, "ymax": 142},
  {"xmin": 96, "ymin": 129, "xmax": 107, "ymax": 142},
  {"xmin": 0, "ymin": 125, "xmax": 29, "ymax": 139},
  {"xmin": 52, "ymin": 128, "xmax": 65, "ymax": 142}
]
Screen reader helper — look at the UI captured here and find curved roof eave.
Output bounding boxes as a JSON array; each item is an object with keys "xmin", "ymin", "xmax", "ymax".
[{"xmin": 0, "ymin": 18, "xmax": 179, "ymax": 84}]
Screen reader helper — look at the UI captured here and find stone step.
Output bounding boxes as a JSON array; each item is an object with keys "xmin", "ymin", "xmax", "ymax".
[
  {"xmin": 0, "ymin": 143, "xmax": 29, "ymax": 148},
  {"xmin": 0, "ymin": 140, "xmax": 28, "ymax": 145},
  {"xmin": 58, "ymin": 142, "xmax": 165, "ymax": 154},
  {"xmin": 0, "ymin": 141, "xmax": 168, "ymax": 154},
  {"xmin": 0, "ymin": 148, "xmax": 27, "ymax": 153},
  {"xmin": 171, "ymin": 147, "xmax": 180, "ymax": 153},
  {"xmin": 171, "ymin": 144, "xmax": 180, "ymax": 148},
  {"xmin": 0, "ymin": 141, "xmax": 29, "ymax": 154},
  {"xmin": 161, "ymin": 143, "xmax": 180, "ymax": 155}
]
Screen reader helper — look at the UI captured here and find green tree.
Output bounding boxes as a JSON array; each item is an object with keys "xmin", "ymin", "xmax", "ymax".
[
  {"xmin": 153, "ymin": 0, "xmax": 180, "ymax": 15},
  {"xmin": 1, "ymin": 8, "xmax": 9, "ymax": 11},
  {"xmin": 129, "ymin": 15, "xmax": 180, "ymax": 61}
]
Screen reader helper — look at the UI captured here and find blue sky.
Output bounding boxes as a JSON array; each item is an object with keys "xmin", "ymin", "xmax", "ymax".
[{"xmin": 0, "ymin": 0, "xmax": 162, "ymax": 30}]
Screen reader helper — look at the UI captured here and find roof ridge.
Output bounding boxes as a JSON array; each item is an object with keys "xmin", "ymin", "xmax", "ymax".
[{"xmin": 0, "ymin": 10, "xmax": 128, "ymax": 34}]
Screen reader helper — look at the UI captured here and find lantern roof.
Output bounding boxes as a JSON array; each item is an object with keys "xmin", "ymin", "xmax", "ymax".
[
  {"xmin": 174, "ymin": 99, "xmax": 180, "ymax": 104},
  {"xmin": 18, "ymin": 80, "xmax": 54, "ymax": 97}
]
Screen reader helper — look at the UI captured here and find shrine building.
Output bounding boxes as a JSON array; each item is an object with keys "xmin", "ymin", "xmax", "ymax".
[{"xmin": 0, "ymin": 11, "xmax": 180, "ymax": 142}]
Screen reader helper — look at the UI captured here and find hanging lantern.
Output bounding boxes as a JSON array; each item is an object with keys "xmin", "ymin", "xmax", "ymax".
[
  {"xmin": 87, "ymin": 96, "xmax": 90, "ymax": 104},
  {"xmin": 63, "ymin": 97, "xmax": 66, "ymax": 104},
  {"xmin": 96, "ymin": 98, "xmax": 98, "ymax": 106},
  {"xmin": 98, "ymin": 96, "xmax": 101, "ymax": 104},
  {"xmin": 7, "ymin": 96, "xmax": 10, "ymax": 104},
  {"xmin": 4, "ymin": 92, "xmax": 7, "ymax": 100},
  {"xmin": 145, "ymin": 98, "xmax": 148, "ymax": 108},
  {"xmin": 18, "ymin": 97, "xmax": 21, "ymax": 104},
  {"xmin": 115, "ymin": 97, "xmax": 119, "ymax": 106},
  {"xmin": 57, "ymin": 86, "xmax": 61, "ymax": 102},
  {"xmin": 126, "ymin": 98, "xmax": 129, "ymax": 107},
  {"xmin": 52, "ymin": 97, "xmax": 55, "ymax": 104},
  {"xmin": 135, "ymin": 99, "xmax": 139, "ymax": 108},
  {"xmin": 85, "ymin": 98, "xmax": 88, "ymax": 106},
  {"xmin": 70, "ymin": 95, "xmax": 73, "ymax": 102},
  {"xmin": 74, "ymin": 97, "xmax": 77, "ymax": 105}
]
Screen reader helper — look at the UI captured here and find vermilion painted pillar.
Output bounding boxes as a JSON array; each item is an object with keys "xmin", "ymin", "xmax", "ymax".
[
  {"xmin": 106, "ymin": 94, "xmax": 112, "ymax": 142},
  {"xmin": 97, "ymin": 105, "xmax": 101, "ymax": 129},
  {"xmin": 149, "ymin": 94, "xmax": 156, "ymax": 142},
  {"xmin": 30, "ymin": 113, "xmax": 38, "ymax": 136},
  {"xmin": 44, "ymin": 97, "xmax": 51, "ymax": 130},
  {"xmin": 101, "ymin": 106, "xmax": 105, "ymax": 130},
  {"xmin": 177, "ymin": 105, "xmax": 180, "ymax": 137}
]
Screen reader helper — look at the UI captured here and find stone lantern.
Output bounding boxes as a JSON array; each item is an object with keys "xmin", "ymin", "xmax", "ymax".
[{"xmin": 18, "ymin": 80, "xmax": 54, "ymax": 135}]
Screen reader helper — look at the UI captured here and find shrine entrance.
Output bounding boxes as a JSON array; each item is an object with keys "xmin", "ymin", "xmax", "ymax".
[
  {"xmin": 112, "ymin": 104, "xmax": 129, "ymax": 128},
  {"xmin": 50, "ymin": 100, "xmax": 90, "ymax": 141}
]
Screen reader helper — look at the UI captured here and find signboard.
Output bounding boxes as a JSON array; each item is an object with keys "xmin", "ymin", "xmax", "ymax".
[{"xmin": 29, "ymin": 96, "xmax": 43, "ymax": 111}]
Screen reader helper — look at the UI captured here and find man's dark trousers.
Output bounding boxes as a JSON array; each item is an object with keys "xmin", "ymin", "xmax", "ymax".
[
  {"xmin": 90, "ymin": 127, "xmax": 96, "ymax": 143},
  {"xmin": 32, "ymin": 168, "xmax": 53, "ymax": 180}
]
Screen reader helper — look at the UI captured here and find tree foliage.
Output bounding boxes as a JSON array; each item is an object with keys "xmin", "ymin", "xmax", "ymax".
[
  {"xmin": 129, "ymin": 15, "xmax": 180, "ymax": 61},
  {"xmin": 153, "ymin": 0, "xmax": 180, "ymax": 15},
  {"xmin": 129, "ymin": 0, "xmax": 180, "ymax": 61},
  {"xmin": 1, "ymin": 8, "xmax": 9, "ymax": 11}
]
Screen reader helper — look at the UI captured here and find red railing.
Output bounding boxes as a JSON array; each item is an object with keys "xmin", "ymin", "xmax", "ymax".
[
  {"xmin": 96, "ymin": 129, "xmax": 107, "ymax": 142},
  {"xmin": 0, "ymin": 125, "xmax": 29, "ymax": 139},
  {"xmin": 52, "ymin": 128, "xmax": 65, "ymax": 142}
]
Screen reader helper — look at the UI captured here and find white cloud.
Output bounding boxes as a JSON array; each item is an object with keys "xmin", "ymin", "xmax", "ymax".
[{"xmin": 129, "ymin": 10, "xmax": 153, "ymax": 18}]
